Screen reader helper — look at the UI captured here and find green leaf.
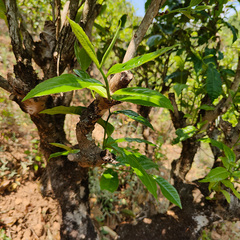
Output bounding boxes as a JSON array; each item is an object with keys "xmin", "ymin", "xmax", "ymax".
[
  {"xmin": 0, "ymin": 0, "xmax": 6, "ymax": 13},
  {"xmin": 194, "ymin": 5, "xmax": 211, "ymax": 11},
  {"xmin": 97, "ymin": 118, "xmax": 115, "ymax": 137},
  {"xmin": 198, "ymin": 138, "xmax": 224, "ymax": 150},
  {"xmin": 220, "ymin": 157, "xmax": 230, "ymax": 170},
  {"xmin": 220, "ymin": 189, "xmax": 231, "ymax": 203},
  {"xmin": 199, "ymin": 104, "xmax": 215, "ymax": 111},
  {"xmin": 173, "ymin": 126, "xmax": 197, "ymax": 144},
  {"xmin": 49, "ymin": 142, "xmax": 72, "ymax": 151},
  {"xmin": 112, "ymin": 137, "xmax": 155, "ymax": 146},
  {"xmin": 221, "ymin": 179, "xmax": 240, "ymax": 200},
  {"xmin": 0, "ymin": 0, "xmax": 7, "ymax": 24},
  {"xmin": 74, "ymin": 42, "xmax": 92, "ymax": 71},
  {"xmin": 112, "ymin": 87, "xmax": 173, "ymax": 111},
  {"xmin": 233, "ymin": 171, "xmax": 240, "ymax": 178},
  {"xmin": 41, "ymin": 105, "xmax": 114, "ymax": 136},
  {"xmin": 107, "ymin": 45, "xmax": 177, "ymax": 76},
  {"xmin": 136, "ymin": 154, "xmax": 159, "ymax": 170},
  {"xmin": 117, "ymin": 150, "xmax": 158, "ymax": 170},
  {"xmin": 224, "ymin": 21, "xmax": 238, "ymax": 44},
  {"xmin": 200, "ymin": 167, "xmax": 230, "ymax": 183},
  {"xmin": 48, "ymin": 149, "xmax": 79, "ymax": 160},
  {"xmin": 206, "ymin": 64, "xmax": 222, "ymax": 101},
  {"xmin": 173, "ymin": 84, "xmax": 188, "ymax": 97},
  {"xmin": 147, "ymin": 35, "xmax": 162, "ymax": 48},
  {"xmin": 120, "ymin": 209, "xmax": 135, "ymax": 217},
  {"xmin": 164, "ymin": 70, "xmax": 189, "ymax": 84},
  {"xmin": 174, "ymin": 56, "xmax": 185, "ymax": 71},
  {"xmin": 113, "ymin": 110, "xmax": 153, "ymax": 130},
  {"xmin": 154, "ymin": 176, "xmax": 182, "ymax": 208},
  {"xmin": 100, "ymin": 15, "xmax": 124, "ymax": 68},
  {"xmin": 100, "ymin": 168, "xmax": 119, "ymax": 193},
  {"xmin": 179, "ymin": 10, "xmax": 194, "ymax": 19},
  {"xmin": 189, "ymin": 0, "xmax": 203, "ymax": 7},
  {"xmin": 208, "ymin": 182, "xmax": 218, "ymax": 191},
  {"xmin": 223, "ymin": 145, "xmax": 236, "ymax": 163},
  {"xmin": 22, "ymin": 74, "xmax": 107, "ymax": 101},
  {"xmin": 68, "ymin": 18, "xmax": 100, "ymax": 68},
  {"xmin": 40, "ymin": 106, "xmax": 84, "ymax": 115},
  {"xmin": 122, "ymin": 150, "xmax": 158, "ymax": 199}
]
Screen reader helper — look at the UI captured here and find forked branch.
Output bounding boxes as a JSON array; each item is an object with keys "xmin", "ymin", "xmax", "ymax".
[{"xmin": 74, "ymin": 0, "xmax": 166, "ymax": 167}]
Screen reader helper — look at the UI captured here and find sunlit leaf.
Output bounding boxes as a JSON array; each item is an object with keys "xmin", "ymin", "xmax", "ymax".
[
  {"xmin": 40, "ymin": 106, "xmax": 84, "ymax": 115},
  {"xmin": 49, "ymin": 142, "xmax": 72, "ymax": 151},
  {"xmin": 173, "ymin": 84, "xmax": 188, "ymax": 97},
  {"xmin": 223, "ymin": 145, "xmax": 235, "ymax": 163},
  {"xmin": 110, "ymin": 137, "xmax": 155, "ymax": 146},
  {"xmin": 68, "ymin": 18, "xmax": 100, "ymax": 68},
  {"xmin": 22, "ymin": 74, "xmax": 107, "ymax": 101},
  {"xmin": 100, "ymin": 15, "xmax": 126, "ymax": 67},
  {"xmin": 233, "ymin": 171, "xmax": 240, "ymax": 178},
  {"xmin": 173, "ymin": 126, "xmax": 197, "ymax": 144},
  {"xmin": 74, "ymin": 42, "xmax": 92, "ymax": 71},
  {"xmin": 223, "ymin": 21, "xmax": 238, "ymax": 44},
  {"xmin": 174, "ymin": 56, "xmax": 185, "ymax": 71},
  {"xmin": 200, "ymin": 167, "xmax": 230, "ymax": 183},
  {"xmin": 112, "ymin": 87, "xmax": 173, "ymax": 111},
  {"xmin": 117, "ymin": 150, "xmax": 158, "ymax": 170},
  {"xmin": 100, "ymin": 168, "xmax": 119, "ymax": 193},
  {"xmin": 198, "ymin": 138, "xmax": 224, "ymax": 150},
  {"xmin": 48, "ymin": 149, "xmax": 79, "ymax": 160},
  {"xmin": 107, "ymin": 45, "xmax": 177, "ymax": 76}
]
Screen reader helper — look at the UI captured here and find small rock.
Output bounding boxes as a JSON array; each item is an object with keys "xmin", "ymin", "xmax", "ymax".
[
  {"xmin": 34, "ymin": 223, "xmax": 44, "ymax": 237},
  {"xmin": 15, "ymin": 198, "xmax": 22, "ymax": 205},
  {"xmin": 23, "ymin": 229, "xmax": 32, "ymax": 239},
  {"xmin": 211, "ymin": 231, "xmax": 221, "ymax": 240},
  {"xmin": 52, "ymin": 221, "xmax": 60, "ymax": 231}
]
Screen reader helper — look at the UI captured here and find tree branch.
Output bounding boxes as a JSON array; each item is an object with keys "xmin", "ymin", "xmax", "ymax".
[
  {"xmin": 5, "ymin": 0, "xmax": 25, "ymax": 61},
  {"xmin": 109, "ymin": 0, "xmax": 167, "ymax": 91},
  {"xmin": 124, "ymin": 0, "xmax": 166, "ymax": 63},
  {"xmin": 73, "ymin": 0, "xmax": 166, "ymax": 167},
  {"xmin": 199, "ymin": 54, "xmax": 240, "ymax": 132},
  {"xmin": 0, "ymin": 75, "xmax": 12, "ymax": 92}
]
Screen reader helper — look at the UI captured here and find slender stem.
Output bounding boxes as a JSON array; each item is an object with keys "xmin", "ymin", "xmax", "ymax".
[{"xmin": 99, "ymin": 68, "xmax": 111, "ymax": 100}]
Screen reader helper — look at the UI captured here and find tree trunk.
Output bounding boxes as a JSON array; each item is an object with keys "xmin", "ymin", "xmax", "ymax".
[{"xmin": 30, "ymin": 113, "xmax": 99, "ymax": 239}]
